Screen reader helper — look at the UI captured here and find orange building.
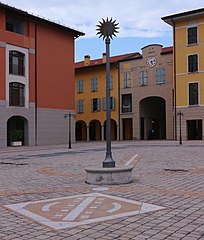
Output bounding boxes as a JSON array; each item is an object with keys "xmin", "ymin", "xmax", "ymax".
[
  {"xmin": 75, "ymin": 53, "xmax": 140, "ymax": 141},
  {"xmin": 0, "ymin": 3, "xmax": 84, "ymax": 147}
]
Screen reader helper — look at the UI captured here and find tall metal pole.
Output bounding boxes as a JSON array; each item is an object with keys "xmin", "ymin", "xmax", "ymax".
[
  {"xmin": 68, "ymin": 112, "xmax": 71, "ymax": 149},
  {"xmin": 96, "ymin": 18, "xmax": 119, "ymax": 168},
  {"xmin": 64, "ymin": 113, "xmax": 72, "ymax": 149},
  {"xmin": 103, "ymin": 37, "xmax": 115, "ymax": 168},
  {"xmin": 178, "ymin": 111, "xmax": 183, "ymax": 145}
]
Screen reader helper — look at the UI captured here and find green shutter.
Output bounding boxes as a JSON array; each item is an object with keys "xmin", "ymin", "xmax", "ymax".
[
  {"xmin": 103, "ymin": 97, "xmax": 106, "ymax": 110},
  {"xmin": 97, "ymin": 98, "xmax": 100, "ymax": 110}
]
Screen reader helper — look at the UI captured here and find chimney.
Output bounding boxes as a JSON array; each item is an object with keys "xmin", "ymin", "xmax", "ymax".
[
  {"xmin": 102, "ymin": 53, "xmax": 106, "ymax": 63},
  {"xmin": 84, "ymin": 55, "xmax": 90, "ymax": 66}
]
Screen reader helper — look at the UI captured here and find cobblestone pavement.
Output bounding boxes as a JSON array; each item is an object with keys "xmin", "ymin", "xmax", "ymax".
[{"xmin": 0, "ymin": 140, "xmax": 204, "ymax": 240}]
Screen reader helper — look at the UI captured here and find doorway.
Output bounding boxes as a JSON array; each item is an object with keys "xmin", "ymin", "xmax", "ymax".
[{"xmin": 187, "ymin": 119, "xmax": 202, "ymax": 140}]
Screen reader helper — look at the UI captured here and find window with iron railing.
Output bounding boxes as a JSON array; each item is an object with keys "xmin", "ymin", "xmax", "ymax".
[{"xmin": 122, "ymin": 94, "xmax": 132, "ymax": 113}]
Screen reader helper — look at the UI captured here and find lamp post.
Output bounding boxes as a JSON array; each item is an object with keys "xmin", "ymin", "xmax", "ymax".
[
  {"xmin": 64, "ymin": 112, "xmax": 72, "ymax": 149},
  {"xmin": 96, "ymin": 18, "xmax": 119, "ymax": 168},
  {"xmin": 177, "ymin": 111, "xmax": 183, "ymax": 145}
]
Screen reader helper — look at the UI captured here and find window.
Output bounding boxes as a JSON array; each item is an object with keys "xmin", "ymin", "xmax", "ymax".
[
  {"xmin": 140, "ymin": 71, "xmax": 148, "ymax": 86},
  {"xmin": 91, "ymin": 98, "xmax": 100, "ymax": 112},
  {"xmin": 188, "ymin": 27, "xmax": 197, "ymax": 45},
  {"xmin": 91, "ymin": 77, "xmax": 98, "ymax": 91},
  {"xmin": 9, "ymin": 82, "xmax": 25, "ymax": 107},
  {"xmin": 77, "ymin": 80, "xmax": 83, "ymax": 93},
  {"xmin": 156, "ymin": 68, "xmax": 165, "ymax": 84},
  {"xmin": 188, "ymin": 54, "xmax": 198, "ymax": 73},
  {"xmin": 9, "ymin": 51, "xmax": 25, "ymax": 76},
  {"xmin": 77, "ymin": 99, "xmax": 84, "ymax": 113},
  {"xmin": 122, "ymin": 94, "xmax": 132, "ymax": 113},
  {"xmin": 110, "ymin": 76, "xmax": 113, "ymax": 90},
  {"xmin": 103, "ymin": 97, "xmax": 115, "ymax": 111},
  {"xmin": 6, "ymin": 16, "xmax": 25, "ymax": 35},
  {"xmin": 189, "ymin": 82, "xmax": 198, "ymax": 105},
  {"xmin": 123, "ymin": 73, "xmax": 131, "ymax": 88}
]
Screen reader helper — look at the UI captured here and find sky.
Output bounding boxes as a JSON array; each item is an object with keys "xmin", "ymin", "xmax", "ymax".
[{"xmin": 2, "ymin": 0, "xmax": 204, "ymax": 62}]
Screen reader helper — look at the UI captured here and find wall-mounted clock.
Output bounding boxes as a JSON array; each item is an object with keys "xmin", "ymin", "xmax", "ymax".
[{"xmin": 146, "ymin": 56, "xmax": 157, "ymax": 68}]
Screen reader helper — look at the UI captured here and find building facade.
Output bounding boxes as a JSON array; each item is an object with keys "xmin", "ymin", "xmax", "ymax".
[
  {"xmin": 75, "ymin": 53, "xmax": 140, "ymax": 141},
  {"xmin": 119, "ymin": 44, "xmax": 174, "ymax": 140},
  {"xmin": 0, "ymin": 3, "xmax": 84, "ymax": 147},
  {"xmin": 163, "ymin": 8, "xmax": 204, "ymax": 141}
]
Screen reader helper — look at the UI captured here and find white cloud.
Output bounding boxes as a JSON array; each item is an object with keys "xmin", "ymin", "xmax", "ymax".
[{"xmin": 2, "ymin": 0, "xmax": 204, "ymax": 38}]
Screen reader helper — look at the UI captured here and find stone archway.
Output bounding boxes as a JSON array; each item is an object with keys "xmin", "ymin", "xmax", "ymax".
[
  {"xmin": 7, "ymin": 116, "xmax": 28, "ymax": 146},
  {"xmin": 75, "ymin": 121, "xmax": 87, "ymax": 141},
  {"xmin": 140, "ymin": 97, "xmax": 166, "ymax": 140},
  {"xmin": 89, "ymin": 120, "xmax": 101, "ymax": 141}
]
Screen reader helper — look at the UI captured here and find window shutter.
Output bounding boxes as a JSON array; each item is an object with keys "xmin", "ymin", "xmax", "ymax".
[
  {"xmin": 110, "ymin": 76, "xmax": 113, "ymax": 89},
  {"xmin": 127, "ymin": 73, "xmax": 130, "ymax": 87},
  {"xmin": 140, "ymin": 71, "xmax": 143, "ymax": 85},
  {"xmin": 97, "ymin": 98, "xmax": 100, "ymax": 110},
  {"xmin": 91, "ymin": 99, "xmax": 93, "ymax": 111},
  {"xmin": 80, "ymin": 80, "xmax": 83, "ymax": 92},
  {"xmin": 95, "ymin": 78, "xmax": 98, "ymax": 90},
  {"xmin": 111, "ymin": 97, "xmax": 115, "ymax": 110},
  {"xmin": 103, "ymin": 97, "xmax": 106, "ymax": 110},
  {"xmin": 77, "ymin": 100, "xmax": 79, "ymax": 112},
  {"xmin": 81, "ymin": 100, "xmax": 84, "ymax": 112}
]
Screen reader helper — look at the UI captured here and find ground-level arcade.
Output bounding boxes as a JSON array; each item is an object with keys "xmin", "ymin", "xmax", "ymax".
[{"xmin": 75, "ymin": 119, "xmax": 118, "ymax": 141}]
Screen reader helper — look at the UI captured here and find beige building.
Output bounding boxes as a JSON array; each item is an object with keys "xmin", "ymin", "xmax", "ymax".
[{"xmin": 119, "ymin": 44, "xmax": 174, "ymax": 140}]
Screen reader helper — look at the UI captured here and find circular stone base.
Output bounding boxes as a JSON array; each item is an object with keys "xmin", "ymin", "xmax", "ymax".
[{"xmin": 85, "ymin": 165, "xmax": 134, "ymax": 185}]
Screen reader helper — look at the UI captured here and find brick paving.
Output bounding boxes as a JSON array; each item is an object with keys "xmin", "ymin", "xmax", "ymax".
[{"xmin": 0, "ymin": 140, "xmax": 204, "ymax": 239}]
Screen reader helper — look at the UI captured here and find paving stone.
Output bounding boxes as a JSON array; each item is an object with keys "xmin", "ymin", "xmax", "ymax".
[{"xmin": 0, "ymin": 141, "xmax": 204, "ymax": 239}]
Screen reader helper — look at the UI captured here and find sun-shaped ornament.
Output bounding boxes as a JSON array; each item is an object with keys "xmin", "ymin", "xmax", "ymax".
[{"xmin": 96, "ymin": 18, "xmax": 119, "ymax": 40}]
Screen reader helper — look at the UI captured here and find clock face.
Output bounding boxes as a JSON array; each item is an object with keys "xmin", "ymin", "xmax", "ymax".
[{"xmin": 147, "ymin": 56, "xmax": 157, "ymax": 68}]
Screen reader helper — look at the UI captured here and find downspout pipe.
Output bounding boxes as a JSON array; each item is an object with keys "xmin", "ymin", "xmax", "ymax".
[
  {"xmin": 172, "ymin": 18, "xmax": 177, "ymax": 141},
  {"xmin": 34, "ymin": 23, "xmax": 39, "ymax": 146}
]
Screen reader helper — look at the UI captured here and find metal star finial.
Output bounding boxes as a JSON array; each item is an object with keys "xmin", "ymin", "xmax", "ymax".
[{"xmin": 96, "ymin": 17, "xmax": 119, "ymax": 40}]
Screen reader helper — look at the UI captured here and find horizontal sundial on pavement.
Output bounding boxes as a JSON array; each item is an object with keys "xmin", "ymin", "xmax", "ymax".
[{"xmin": 5, "ymin": 193, "xmax": 165, "ymax": 230}]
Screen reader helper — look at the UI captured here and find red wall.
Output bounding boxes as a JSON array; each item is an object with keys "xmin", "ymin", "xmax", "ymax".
[
  {"xmin": 37, "ymin": 24, "xmax": 75, "ymax": 110},
  {"xmin": 0, "ymin": 8, "xmax": 75, "ymax": 110}
]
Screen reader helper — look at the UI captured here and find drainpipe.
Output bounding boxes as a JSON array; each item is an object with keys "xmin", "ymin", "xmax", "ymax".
[
  {"xmin": 34, "ymin": 23, "xmax": 39, "ymax": 146},
  {"xmin": 118, "ymin": 62, "xmax": 121, "ymax": 140},
  {"xmin": 172, "ymin": 18, "xmax": 177, "ymax": 141}
]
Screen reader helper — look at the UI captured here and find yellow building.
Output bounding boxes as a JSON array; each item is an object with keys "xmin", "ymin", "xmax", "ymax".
[
  {"xmin": 162, "ymin": 8, "xmax": 204, "ymax": 140},
  {"xmin": 75, "ymin": 53, "xmax": 140, "ymax": 141}
]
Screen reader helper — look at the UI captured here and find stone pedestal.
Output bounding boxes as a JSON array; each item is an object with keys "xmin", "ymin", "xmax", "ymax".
[{"xmin": 85, "ymin": 165, "xmax": 134, "ymax": 185}]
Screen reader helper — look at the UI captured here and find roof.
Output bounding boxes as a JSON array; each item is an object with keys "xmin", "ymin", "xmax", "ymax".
[
  {"xmin": 0, "ymin": 2, "xmax": 84, "ymax": 38},
  {"xmin": 162, "ymin": 8, "xmax": 204, "ymax": 26},
  {"xmin": 161, "ymin": 46, "xmax": 173, "ymax": 54},
  {"xmin": 75, "ymin": 52, "xmax": 141, "ymax": 69}
]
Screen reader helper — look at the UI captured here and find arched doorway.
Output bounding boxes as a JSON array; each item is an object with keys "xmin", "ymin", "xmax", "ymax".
[
  {"xmin": 104, "ymin": 119, "xmax": 117, "ymax": 140},
  {"xmin": 75, "ymin": 121, "xmax": 87, "ymax": 141},
  {"xmin": 7, "ymin": 116, "xmax": 28, "ymax": 146},
  {"xmin": 140, "ymin": 97, "xmax": 166, "ymax": 140},
  {"xmin": 89, "ymin": 120, "xmax": 101, "ymax": 140}
]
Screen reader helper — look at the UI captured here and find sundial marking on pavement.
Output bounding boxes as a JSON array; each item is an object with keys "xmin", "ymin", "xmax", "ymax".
[{"xmin": 5, "ymin": 193, "xmax": 165, "ymax": 230}]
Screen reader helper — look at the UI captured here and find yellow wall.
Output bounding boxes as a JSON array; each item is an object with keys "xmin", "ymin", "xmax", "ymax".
[
  {"xmin": 175, "ymin": 17, "xmax": 204, "ymax": 106},
  {"xmin": 75, "ymin": 63, "xmax": 119, "ymax": 126}
]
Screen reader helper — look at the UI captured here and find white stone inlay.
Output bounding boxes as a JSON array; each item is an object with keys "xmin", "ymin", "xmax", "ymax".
[{"xmin": 5, "ymin": 193, "xmax": 165, "ymax": 230}]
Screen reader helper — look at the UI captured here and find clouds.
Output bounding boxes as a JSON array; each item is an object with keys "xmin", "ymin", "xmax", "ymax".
[{"xmin": 2, "ymin": 0, "xmax": 204, "ymax": 39}]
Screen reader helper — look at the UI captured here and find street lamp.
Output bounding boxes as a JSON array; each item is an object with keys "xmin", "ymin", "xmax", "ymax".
[
  {"xmin": 177, "ymin": 111, "xmax": 183, "ymax": 145},
  {"xmin": 96, "ymin": 18, "xmax": 119, "ymax": 168},
  {"xmin": 64, "ymin": 112, "xmax": 72, "ymax": 149}
]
